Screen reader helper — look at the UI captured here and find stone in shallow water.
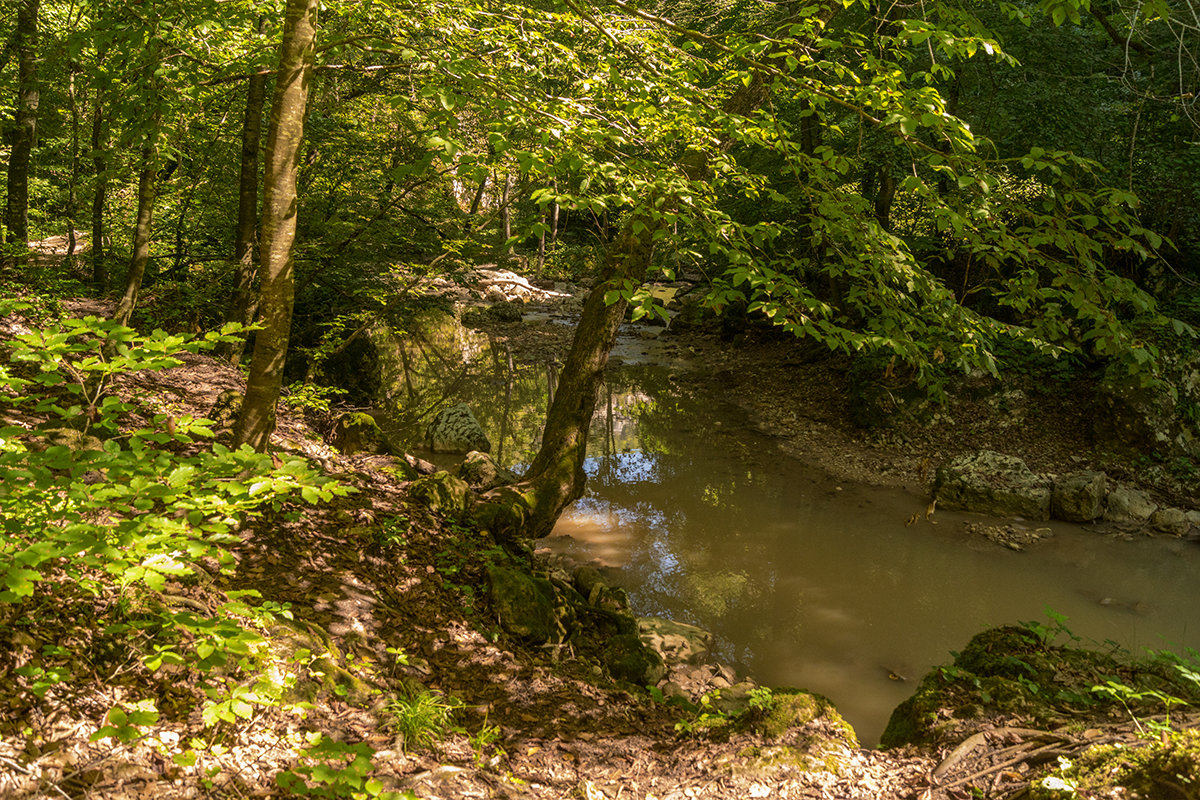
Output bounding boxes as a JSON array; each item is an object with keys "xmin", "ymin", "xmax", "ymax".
[
  {"xmin": 426, "ymin": 403, "xmax": 491, "ymax": 453},
  {"xmin": 1103, "ymin": 486, "xmax": 1158, "ymax": 523},
  {"xmin": 1051, "ymin": 471, "xmax": 1106, "ymax": 522},
  {"xmin": 637, "ymin": 617, "xmax": 714, "ymax": 666},
  {"xmin": 934, "ymin": 450, "xmax": 1051, "ymax": 520}
]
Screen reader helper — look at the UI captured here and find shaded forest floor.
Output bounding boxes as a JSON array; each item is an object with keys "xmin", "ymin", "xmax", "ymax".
[{"xmin": 2, "ymin": 258, "xmax": 1199, "ymax": 799}]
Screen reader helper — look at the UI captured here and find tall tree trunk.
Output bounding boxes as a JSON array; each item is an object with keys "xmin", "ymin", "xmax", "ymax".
[
  {"xmin": 476, "ymin": 208, "xmax": 657, "ymax": 540},
  {"xmin": 90, "ymin": 99, "xmax": 108, "ymax": 286},
  {"xmin": 113, "ymin": 130, "xmax": 159, "ymax": 326},
  {"xmin": 222, "ymin": 22, "xmax": 270, "ymax": 363},
  {"xmin": 67, "ymin": 69, "xmax": 80, "ymax": 256},
  {"xmin": 233, "ymin": 0, "xmax": 319, "ymax": 452},
  {"xmin": 4, "ymin": 0, "xmax": 40, "ymax": 245}
]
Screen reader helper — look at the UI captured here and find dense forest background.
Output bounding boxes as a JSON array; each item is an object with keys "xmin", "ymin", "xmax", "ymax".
[{"xmin": 2, "ymin": 0, "xmax": 1198, "ymax": 401}]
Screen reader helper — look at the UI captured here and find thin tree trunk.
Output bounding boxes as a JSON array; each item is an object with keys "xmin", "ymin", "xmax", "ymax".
[
  {"xmin": 4, "ymin": 0, "xmax": 40, "ymax": 245},
  {"xmin": 90, "ymin": 99, "xmax": 108, "ymax": 286},
  {"xmin": 476, "ymin": 207, "xmax": 657, "ymax": 540},
  {"xmin": 222, "ymin": 20, "xmax": 271, "ymax": 362},
  {"xmin": 233, "ymin": 0, "xmax": 319, "ymax": 452},
  {"xmin": 498, "ymin": 172, "xmax": 512, "ymax": 266},
  {"xmin": 67, "ymin": 70, "xmax": 80, "ymax": 256},
  {"xmin": 113, "ymin": 130, "xmax": 159, "ymax": 326}
]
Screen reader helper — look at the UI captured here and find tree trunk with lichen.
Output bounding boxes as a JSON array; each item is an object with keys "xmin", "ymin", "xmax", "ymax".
[
  {"xmin": 233, "ymin": 0, "xmax": 318, "ymax": 452},
  {"xmin": 475, "ymin": 209, "xmax": 657, "ymax": 540}
]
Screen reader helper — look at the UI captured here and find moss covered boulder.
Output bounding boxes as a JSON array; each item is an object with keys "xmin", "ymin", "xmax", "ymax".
[
  {"xmin": 602, "ymin": 632, "xmax": 666, "ymax": 685},
  {"xmin": 487, "ymin": 566, "xmax": 561, "ymax": 645},
  {"xmin": 882, "ymin": 625, "xmax": 1200, "ymax": 751},
  {"xmin": 330, "ymin": 411, "xmax": 389, "ymax": 455},
  {"xmin": 456, "ymin": 450, "xmax": 519, "ymax": 491},
  {"xmin": 407, "ymin": 471, "xmax": 473, "ymax": 518}
]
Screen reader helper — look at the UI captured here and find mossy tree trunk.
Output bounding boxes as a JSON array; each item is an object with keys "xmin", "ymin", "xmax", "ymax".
[
  {"xmin": 477, "ymin": 207, "xmax": 657, "ymax": 540},
  {"xmin": 233, "ymin": 0, "xmax": 319, "ymax": 451}
]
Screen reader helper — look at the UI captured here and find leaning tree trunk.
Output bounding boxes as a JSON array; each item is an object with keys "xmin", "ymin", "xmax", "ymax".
[
  {"xmin": 475, "ymin": 207, "xmax": 657, "ymax": 540},
  {"xmin": 233, "ymin": 0, "xmax": 318, "ymax": 452},
  {"xmin": 112, "ymin": 129, "xmax": 159, "ymax": 327},
  {"xmin": 4, "ymin": 0, "xmax": 40, "ymax": 246},
  {"xmin": 220, "ymin": 21, "xmax": 270, "ymax": 364}
]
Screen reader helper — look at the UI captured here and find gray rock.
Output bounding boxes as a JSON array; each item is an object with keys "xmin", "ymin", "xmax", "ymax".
[
  {"xmin": 426, "ymin": 403, "xmax": 491, "ymax": 453},
  {"xmin": 1150, "ymin": 507, "xmax": 1190, "ymax": 535},
  {"xmin": 1051, "ymin": 471, "xmax": 1107, "ymax": 521},
  {"xmin": 487, "ymin": 566, "xmax": 559, "ymax": 644},
  {"xmin": 1092, "ymin": 353, "xmax": 1200, "ymax": 459},
  {"xmin": 329, "ymin": 412, "xmax": 389, "ymax": 455},
  {"xmin": 934, "ymin": 450, "xmax": 1052, "ymax": 520},
  {"xmin": 637, "ymin": 617, "xmax": 714, "ymax": 666},
  {"xmin": 1103, "ymin": 486, "xmax": 1158, "ymax": 523},
  {"xmin": 455, "ymin": 450, "xmax": 518, "ymax": 491},
  {"xmin": 407, "ymin": 471, "xmax": 473, "ymax": 518}
]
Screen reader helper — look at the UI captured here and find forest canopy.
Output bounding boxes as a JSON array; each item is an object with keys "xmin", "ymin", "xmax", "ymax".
[{"xmin": 0, "ymin": 0, "xmax": 1197, "ymax": 394}]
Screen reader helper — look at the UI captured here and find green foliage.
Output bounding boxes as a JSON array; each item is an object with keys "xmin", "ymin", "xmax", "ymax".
[
  {"xmin": 384, "ymin": 687, "xmax": 461, "ymax": 752},
  {"xmin": 0, "ymin": 308, "xmax": 361, "ymax": 786},
  {"xmin": 277, "ymin": 733, "xmax": 414, "ymax": 799}
]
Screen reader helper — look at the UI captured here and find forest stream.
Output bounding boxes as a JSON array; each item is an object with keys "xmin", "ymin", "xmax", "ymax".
[{"xmin": 380, "ymin": 306, "xmax": 1200, "ymax": 746}]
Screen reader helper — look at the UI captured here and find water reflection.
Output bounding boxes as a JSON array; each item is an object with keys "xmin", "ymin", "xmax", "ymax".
[
  {"xmin": 372, "ymin": 309, "xmax": 1200, "ymax": 746},
  {"xmin": 547, "ymin": 379, "xmax": 1200, "ymax": 746}
]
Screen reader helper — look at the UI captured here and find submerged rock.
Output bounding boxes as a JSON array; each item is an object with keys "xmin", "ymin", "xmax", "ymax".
[
  {"xmin": 427, "ymin": 403, "xmax": 491, "ymax": 454},
  {"xmin": 935, "ymin": 451, "xmax": 1051, "ymax": 520},
  {"xmin": 637, "ymin": 617, "xmax": 714, "ymax": 666}
]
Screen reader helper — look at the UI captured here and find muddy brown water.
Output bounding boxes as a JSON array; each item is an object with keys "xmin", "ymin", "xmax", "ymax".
[{"xmin": 387, "ymin": 311, "xmax": 1200, "ymax": 746}]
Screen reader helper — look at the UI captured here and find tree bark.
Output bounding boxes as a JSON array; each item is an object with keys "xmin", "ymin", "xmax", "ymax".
[
  {"xmin": 90, "ymin": 99, "xmax": 108, "ymax": 286},
  {"xmin": 233, "ymin": 0, "xmax": 319, "ymax": 452},
  {"xmin": 221, "ymin": 20, "xmax": 271, "ymax": 363},
  {"xmin": 476, "ymin": 207, "xmax": 657, "ymax": 540},
  {"xmin": 113, "ymin": 130, "xmax": 159, "ymax": 326},
  {"xmin": 4, "ymin": 0, "xmax": 40, "ymax": 245}
]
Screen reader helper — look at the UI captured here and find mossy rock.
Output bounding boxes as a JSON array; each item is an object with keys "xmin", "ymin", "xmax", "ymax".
[
  {"xmin": 408, "ymin": 471, "xmax": 473, "ymax": 518},
  {"xmin": 487, "ymin": 566, "xmax": 560, "ymax": 645},
  {"xmin": 268, "ymin": 621, "xmax": 378, "ymax": 706},
  {"xmin": 602, "ymin": 633, "xmax": 666, "ymax": 685},
  {"xmin": 882, "ymin": 625, "xmax": 1200, "ymax": 750},
  {"xmin": 753, "ymin": 689, "xmax": 856, "ymax": 746},
  {"xmin": 330, "ymin": 411, "xmax": 390, "ymax": 455},
  {"xmin": 456, "ymin": 450, "xmax": 519, "ymax": 491},
  {"xmin": 1034, "ymin": 728, "xmax": 1200, "ymax": 799}
]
